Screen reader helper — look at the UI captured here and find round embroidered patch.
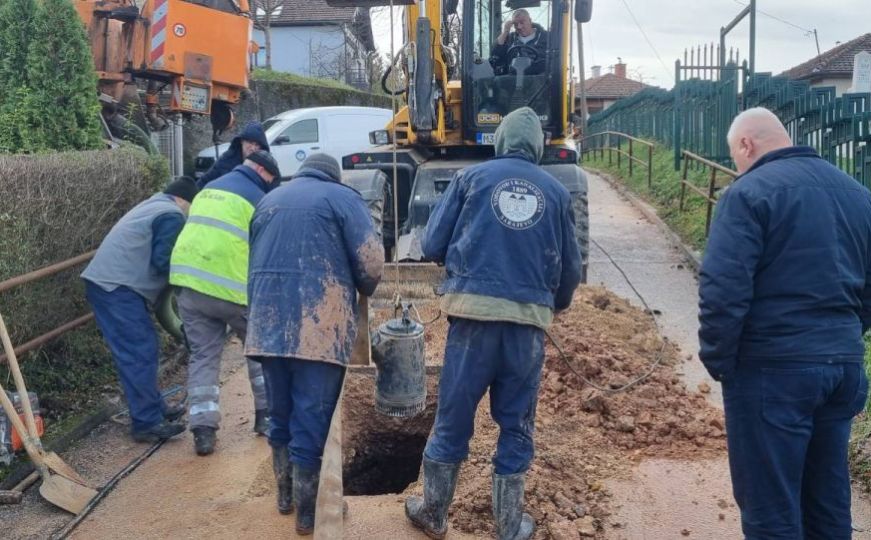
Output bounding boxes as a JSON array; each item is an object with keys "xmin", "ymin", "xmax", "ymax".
[{"xmin": 491, "ymin": 178, "xmax": 546, "ymax": 230}]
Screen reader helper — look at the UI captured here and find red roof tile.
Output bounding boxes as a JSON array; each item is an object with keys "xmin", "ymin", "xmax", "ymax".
[{"xmin": 576, "ymin": 73, "xmax": 650, "ymax": 100}]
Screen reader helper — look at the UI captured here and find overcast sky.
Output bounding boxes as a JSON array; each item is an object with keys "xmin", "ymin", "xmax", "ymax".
[{"xmin": 372, "ymin": 1, "xmax": 869, "ymax": 89}]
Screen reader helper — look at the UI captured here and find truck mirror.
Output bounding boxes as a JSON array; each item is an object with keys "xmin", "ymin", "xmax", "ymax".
[{"xmin": 575, "ymin": 0, "xmax": 592, "ymax": 23}]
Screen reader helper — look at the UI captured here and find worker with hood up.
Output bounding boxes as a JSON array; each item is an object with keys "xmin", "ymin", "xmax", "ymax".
[
  {"xmin": 406, "ymin": 107, "xmax": 582, "ymax": 540},
  {"xmin": 198, "ymin": 121, "xmax": 271, "ymax": 189}
]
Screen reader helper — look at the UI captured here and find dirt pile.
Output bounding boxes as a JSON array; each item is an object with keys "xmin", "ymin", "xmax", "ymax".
[{"xmin": 435, "ymin": 286, "xmax": 725, "ymax": 539}]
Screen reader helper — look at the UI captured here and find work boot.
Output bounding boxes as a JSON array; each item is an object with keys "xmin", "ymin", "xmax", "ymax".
[
  {"xmin": 492, "ymin": 472, "xmax": 535, "ymax": 540},
  {"xmin": 162, "ymin": 401, "xmax": 185, "ymax": 422},
  {"xmin": 131, "ymin": 420, "xmax": 185, "ymax": 443},
  {"xmin": 192, "ymin": 426, "xmax": 217, "ymax": 456},
  {"xmin": 293, "ymin": 464, "xmax": 320, "ymax": 535},
  {"xmin": 404, "ymin": 457, "xmax": 461, "ymax": 539},
  {"xmin": 254, "ymin": 408, "xmax": 269, "ymax": 436},
  {"xmin": 272, "ymin": 445, "xmax": 294, "ymax": 515}
]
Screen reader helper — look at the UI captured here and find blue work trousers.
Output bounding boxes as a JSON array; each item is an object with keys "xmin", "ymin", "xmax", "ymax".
[
  {"xmin": 259, "ymin": 357, "xmax": 344, "ymax": 471},
  {"xmin": 85, "ymin": 281, "xmax": 164, "ymax": 432},
  {"xmin": 724, "ymin": 360, "xmax": 868, "ymax": 540},
  {"xmin": 425, "ymin": 318, "xmax": 545, "ymax": 475}
]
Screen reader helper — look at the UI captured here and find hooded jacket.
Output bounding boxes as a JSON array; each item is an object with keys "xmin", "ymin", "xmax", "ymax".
[
  {"xmin": 197, "ymin": 122, "xmax": 271, "ymax": 189},
  {"xmin": 244, "ymin": 163, "xmax": 384, "ymax": 366},
  {"xmin": 699, "ymin": 146, "xmax": 871, "ymax": 380},
  {"xmin": 422, "ymin": 107, "xmax": 582, "ymax": 326}
]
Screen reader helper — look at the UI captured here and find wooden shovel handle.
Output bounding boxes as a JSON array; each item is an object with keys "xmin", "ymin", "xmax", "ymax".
[
  {"xmin": 0, "ymin": 378, "xmax": 46, "ymax": 470},
  {"xmin": 0, "ymin": 312, "xmax": 40, "ymax": 441}
]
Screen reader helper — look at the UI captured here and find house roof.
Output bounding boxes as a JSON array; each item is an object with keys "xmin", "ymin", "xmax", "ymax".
[
  {"xmin": 780, "ymin": 33, "xmax": 871, "ymax": 81},
  {"xmin": 577, "ymin": 73, "xmax": 651, "ymax": 100},
  {"xmin": 259, "ymin": 0, "xmax": 355, "ymax": 25},
  {"xmin": 253, "ymin": 0, "xmax": 375, "ymax": 51}
]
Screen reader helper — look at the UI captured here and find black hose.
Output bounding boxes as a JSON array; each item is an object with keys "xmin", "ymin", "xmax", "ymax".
[{"xmin": 381, "ymin": 64, "xmax": 406, "ymax": 96}]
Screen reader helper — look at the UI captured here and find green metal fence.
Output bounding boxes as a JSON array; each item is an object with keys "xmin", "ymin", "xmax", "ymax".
[{"xmin": 587, "ymin": 60, "xmax": 871, "ymax": 186}]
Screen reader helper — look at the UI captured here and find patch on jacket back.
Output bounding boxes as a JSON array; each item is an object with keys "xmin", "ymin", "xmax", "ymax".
[{"xmin": 491, "ymin": 178, "xmax": 546, "ymax": 230}]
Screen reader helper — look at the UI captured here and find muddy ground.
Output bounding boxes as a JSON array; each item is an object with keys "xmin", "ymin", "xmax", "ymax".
[
  {"xmin": 3, "ymin": 285, "xmax": 724, "ymax": 539},
  {"xmin": 395, "ymin": 287, "xmax": 725, "ymax": 539}
]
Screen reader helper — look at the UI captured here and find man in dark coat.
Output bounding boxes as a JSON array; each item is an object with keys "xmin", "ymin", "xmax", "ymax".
[
  {"xmin": 699, "ymin": 107, "xmax": 871, "ymax": 539},
  {"xmin": 198, "ymin": 122, "xmax": 270, "ymax": 189},
  {"xmin": 404, "ymin": 107, "xmax": 582, "ymax": 540},
  {"xmin": 245, "ymin": 153, "xmax": 383, "ymax": 535}
]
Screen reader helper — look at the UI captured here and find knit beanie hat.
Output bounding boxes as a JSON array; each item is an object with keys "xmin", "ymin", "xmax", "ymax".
[
  {"xmin": 300, "ymin": 153, "xmax": 342, "ymax": 182},
  {"xmin": 163, "ymin": 176, "xmax": 199, "ymax": 203}
]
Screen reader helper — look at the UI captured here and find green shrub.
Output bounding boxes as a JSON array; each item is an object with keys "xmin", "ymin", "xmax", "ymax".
[{"xmin": 0, "ymin": 147, "xmax": 169, "ymax": 423}]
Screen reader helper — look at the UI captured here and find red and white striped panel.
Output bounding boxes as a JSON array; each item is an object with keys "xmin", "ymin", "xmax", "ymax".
[{"xmin": 150, "ymin": 0, "xmax": 168, "ymax": 68}]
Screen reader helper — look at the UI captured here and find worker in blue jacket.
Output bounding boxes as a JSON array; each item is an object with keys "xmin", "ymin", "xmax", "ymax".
[
  {"xmin": 699, "ymin": 107, "xmax": 871, "ymax": 540},
  {"xmin": 405, "ymin": 107, "xmax": 582, "ymax": 540},
  {"xmin": 245, "ymin": 153, "xmax": 383, "ymax": 534},
  {"xmin": 198, "ymin": 122, "xmax": 270, "ymax": 189}
]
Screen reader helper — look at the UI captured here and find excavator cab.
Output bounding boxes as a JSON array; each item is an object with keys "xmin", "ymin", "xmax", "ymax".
[{"xmin": 466, "ymin": 0, "xmax": 561, "ymax": 144}]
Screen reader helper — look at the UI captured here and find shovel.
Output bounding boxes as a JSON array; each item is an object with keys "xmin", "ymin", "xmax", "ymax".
[{"xmin": 0, "ymin": 313, "xmax": 97, "ymax": 513}]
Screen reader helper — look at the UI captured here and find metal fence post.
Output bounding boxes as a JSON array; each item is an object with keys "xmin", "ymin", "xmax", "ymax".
[
  {"xmin": 617, "ymin": 137, "xmax": 622, "ymax": 170},
  {"xmin": 679, "ymin": 152, "xmax": 689, "ymax": 211},
  {"xmin": 629, "ymin": 138, "xmax": 634, "ymax": 177},
  {"xmin": 647, "ymin": 144, "xmax": 654, "ymax": 188},
  {"xmin": 705, "ymin": 167, "xmax": 717, "ymax": 236}
]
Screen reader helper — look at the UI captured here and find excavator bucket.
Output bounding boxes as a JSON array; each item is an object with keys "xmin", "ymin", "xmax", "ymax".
[{"xmin": 325, "ymin": 0, "xmax": 416, "ymax": 6}]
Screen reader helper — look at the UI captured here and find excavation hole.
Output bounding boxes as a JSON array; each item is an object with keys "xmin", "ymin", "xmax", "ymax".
[
  {"xmin": 343, "ymin": 431, "xmax": 429, "ymax": 495},
  {"xmin": 342, "ymin": 372, "xmax": 437, "ymax": 496}
]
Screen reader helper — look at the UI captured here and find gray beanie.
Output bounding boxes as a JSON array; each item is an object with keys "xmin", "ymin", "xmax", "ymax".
[{"xmin": 299, "ymin": 153, "xmax": 342, "ymax": 182}]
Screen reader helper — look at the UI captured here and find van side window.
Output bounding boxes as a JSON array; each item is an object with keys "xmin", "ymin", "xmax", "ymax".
[{"xmin": 276, "ymin": 119, "xmax": 319, "ymax": 145}]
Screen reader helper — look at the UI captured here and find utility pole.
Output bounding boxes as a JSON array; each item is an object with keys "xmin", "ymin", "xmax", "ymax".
[{"xmin": 577, "ymin": 20, "xmax": 588, "ymax": 136}]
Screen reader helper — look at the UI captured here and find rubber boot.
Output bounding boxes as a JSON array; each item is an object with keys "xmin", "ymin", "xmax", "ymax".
[
  {"xmin": 293, "ymin": 464, "xmax": 319, "ymax": 535},
  {"xmin": 492, "ymin": 472, "xmax": 535, "ymax": 540},
  {"xmin": 404, "ymin": 457, "xmax": 461, "ymax": 539},
  {"xmin": 192, "ymin": 426, "xmax": 216, "ymax": 456},
  {"xmin": 254, "ymin": 408, "xmax": 269, "ymax": 436},
  {"xmin": 272, "ymin": 445, "xmax": 294, "ymax": 515}
]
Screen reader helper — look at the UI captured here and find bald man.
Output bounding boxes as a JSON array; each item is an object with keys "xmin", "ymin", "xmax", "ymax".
[{"xmin": 699, "ymin": 107, "xmax": 871, "ymax": 539}]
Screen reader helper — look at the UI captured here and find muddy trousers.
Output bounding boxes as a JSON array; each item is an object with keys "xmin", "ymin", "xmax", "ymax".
[
  {"xmin": 258, "ymin": 357, "xmax": 344, "ymax": 470},
  {"xmin": 85, "ymin": 281, "xmax": 164, "ymax": 432},
  {"xmin": 176, "ymin": 287, "xmax": 268, "ymax": 429},
  {"xmin": 425, "ymin": 318, "xmax": 545, "ymax": 475},
  {"xmin": 723, "ymin": 360, "xmax": 868, "ymax": 540}
]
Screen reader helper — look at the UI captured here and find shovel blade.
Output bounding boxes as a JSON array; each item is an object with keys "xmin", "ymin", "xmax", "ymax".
[
  {"xmin": 43, "ymin": 452, "xmax": 93, "ymax": 487},
  {"xmin": 39, "ymin": 474, "xmax": 97, "ymax": 514}
]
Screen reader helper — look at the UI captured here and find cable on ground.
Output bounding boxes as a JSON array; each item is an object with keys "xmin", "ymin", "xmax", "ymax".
[{"xmin": 548, "ymin": 237, "xmax": 668, "ymax": 395}]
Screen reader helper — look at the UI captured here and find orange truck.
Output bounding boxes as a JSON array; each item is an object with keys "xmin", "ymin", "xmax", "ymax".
[{"xmin": 74, "ymin": 0, "xmax": 255, "ymax": 162}]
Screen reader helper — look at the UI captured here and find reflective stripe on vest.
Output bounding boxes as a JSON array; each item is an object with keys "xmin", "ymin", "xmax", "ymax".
[{"xmin": 169, "ymin": 188, "xmax": 254, "ymax": 305}]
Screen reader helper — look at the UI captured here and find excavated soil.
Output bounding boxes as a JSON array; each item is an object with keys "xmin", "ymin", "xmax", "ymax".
[{"xmin": 394, "ymin": 286, "xmax": 726, "ymax": 539}]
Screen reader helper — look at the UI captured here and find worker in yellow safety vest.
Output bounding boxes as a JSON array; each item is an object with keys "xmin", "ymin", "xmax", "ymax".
[{"xmin": 169, "ymin": 150, "xmax": 281, "ymax": 456}]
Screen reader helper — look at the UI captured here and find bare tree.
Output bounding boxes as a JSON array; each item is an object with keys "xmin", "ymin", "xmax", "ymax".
[{"xmin": 252, "ymin": 0, "xmax": 283, "ymax": 69}]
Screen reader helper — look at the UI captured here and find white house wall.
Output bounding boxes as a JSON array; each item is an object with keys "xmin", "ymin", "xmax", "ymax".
[{"xmin": 252, "ymin": 25, "xmax": 346, "ymax": 77}]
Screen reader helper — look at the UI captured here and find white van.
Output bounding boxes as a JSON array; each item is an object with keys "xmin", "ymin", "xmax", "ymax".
[{"xmin": 194, "ymin": 106, "xmax": 393, "ymax": 179}]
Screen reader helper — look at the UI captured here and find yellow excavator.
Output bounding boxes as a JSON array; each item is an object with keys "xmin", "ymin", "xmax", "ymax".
[{"xmin": 330, "ymin": 0, "xmax": 592, "ymax": 280}]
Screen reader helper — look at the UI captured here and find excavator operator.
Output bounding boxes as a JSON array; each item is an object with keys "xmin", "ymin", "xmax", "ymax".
[{"xmin": 489, "ymin": 9, "xmax": 549, "ymax": 76}]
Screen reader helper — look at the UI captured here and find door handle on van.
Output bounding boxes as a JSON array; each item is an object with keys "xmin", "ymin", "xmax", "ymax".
[{"xmin": 310, "ymin": 146, "xmax": 320, "ymax": 150}]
